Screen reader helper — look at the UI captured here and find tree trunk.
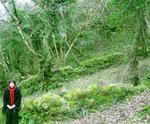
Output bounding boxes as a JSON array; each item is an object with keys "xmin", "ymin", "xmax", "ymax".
[
  {"xmin": 129, "ymin": 11, "xmax": 147, "ymax": 86},
  {"xmin": 129, "ymin": 43, "xmax": 140, "ymax": 86}
]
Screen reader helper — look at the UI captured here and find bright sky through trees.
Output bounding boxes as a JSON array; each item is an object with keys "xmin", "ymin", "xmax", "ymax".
[{"xmin": 0, "ymin": 0, "xmax": 32, "ymax": 19}]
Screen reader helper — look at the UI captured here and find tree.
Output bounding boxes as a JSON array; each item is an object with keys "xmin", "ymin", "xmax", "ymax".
[{"xmin": 110, "ymin": 0, "xmax": 150, "ymax": 86}]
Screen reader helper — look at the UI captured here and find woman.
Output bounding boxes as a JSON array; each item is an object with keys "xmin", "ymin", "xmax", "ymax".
[{"xmin": 3, "ymin": 81, "xmax": 22, "ymax": 124}]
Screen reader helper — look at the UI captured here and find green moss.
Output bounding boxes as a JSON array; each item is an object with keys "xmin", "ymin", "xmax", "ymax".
[
  {"xmin": 141, "ymin": 72, "xmax": 150, "ymax": 88},
  {"xmin": 138, "ymin": 105, "xmax": 150, "ymax": 120},
  {"xmin": 144, "ymin": 72, "xmax": 150, "ymax": 80},
  {"xmin": 79, "ymin": 53, "xmax": 123, "ymax": 69}
]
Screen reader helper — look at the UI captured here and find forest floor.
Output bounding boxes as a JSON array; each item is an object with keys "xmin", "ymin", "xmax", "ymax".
[
  {"xmin": 59, "ymin": 89, "xmax": 150, "ymax": 124},
  {"xmin": 31, "ymin": 58, "xmax": 150, "ymax": 124},
  {"xmin": 1, "ymin": 58, "xmax": 150, "ymax": 124},
  {"xmin": 49, "ymin": 58, "xmax": 150, "ymax": 124}
]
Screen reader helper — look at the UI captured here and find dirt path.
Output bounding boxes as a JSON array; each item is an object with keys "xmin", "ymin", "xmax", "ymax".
[{"xmin": 59, "ymin": 89, "xmax": 150, "ymax": 124}]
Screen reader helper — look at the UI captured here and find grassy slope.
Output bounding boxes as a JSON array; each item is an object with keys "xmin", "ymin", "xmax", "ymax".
[
  {"xmin": 21, "ymin": 57, "xmax": 150, "ymax": 99},
  {"xmin": 21, "ymin": 83, "xmax": 149, "ymax": 124},
  {"xmin": 0, "ymin": 68, "xmax": 149, "ymax": 124}
]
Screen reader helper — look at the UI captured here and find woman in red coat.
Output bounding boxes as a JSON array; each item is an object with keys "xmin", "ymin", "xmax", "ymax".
[{"xmin": 3, "ymin": 81, "xmax": 22, "ymax": 124}]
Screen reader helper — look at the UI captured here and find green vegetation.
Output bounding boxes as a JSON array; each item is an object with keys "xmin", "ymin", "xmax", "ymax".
[
  {"xmin": 0, "ymin": 0, "xmax": 150, "ymax": 123},
  {"xmin": 0, "ymin": 0, "xmax": 149, "ymax": 92},
  {"xmin": 0, "ymin": 82, "xmax": 149, "ymax": 124},
  {"xmin": 143, "ymin": 72, "xmax": 150, "ymax": 88},
  {"xmin": 20, "ymin": 52, "xmax": 123, "ymax": 95},
  {"xmin": 138, "ymin": 105, "xmax": 150, "ymax": 120}
]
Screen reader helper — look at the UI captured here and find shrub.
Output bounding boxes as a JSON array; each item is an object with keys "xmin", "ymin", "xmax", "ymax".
[{"xmin": 20, "ymin": 75, "xmax": 41, "ymax": 95}]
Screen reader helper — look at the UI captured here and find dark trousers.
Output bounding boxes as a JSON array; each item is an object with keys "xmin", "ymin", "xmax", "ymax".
[{"xmin": 5, "ymin": 108, "xmax": 19, "ymax": 124}]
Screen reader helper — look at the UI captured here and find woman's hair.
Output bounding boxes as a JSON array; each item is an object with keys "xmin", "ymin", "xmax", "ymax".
[{"xmin": 8, "ymin": 80, "xmax": 16, "ymax": 85}]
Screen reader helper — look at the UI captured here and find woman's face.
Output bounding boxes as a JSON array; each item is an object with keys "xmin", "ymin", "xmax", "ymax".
[{"xmin": 9, "ymin": 81, "xmax": 15, "ymax": 88}]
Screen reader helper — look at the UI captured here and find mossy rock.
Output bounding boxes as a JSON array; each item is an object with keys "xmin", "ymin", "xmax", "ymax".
[{"xmin": 79, "ymin": 52, "xmax": 123, "ymax": 69}]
